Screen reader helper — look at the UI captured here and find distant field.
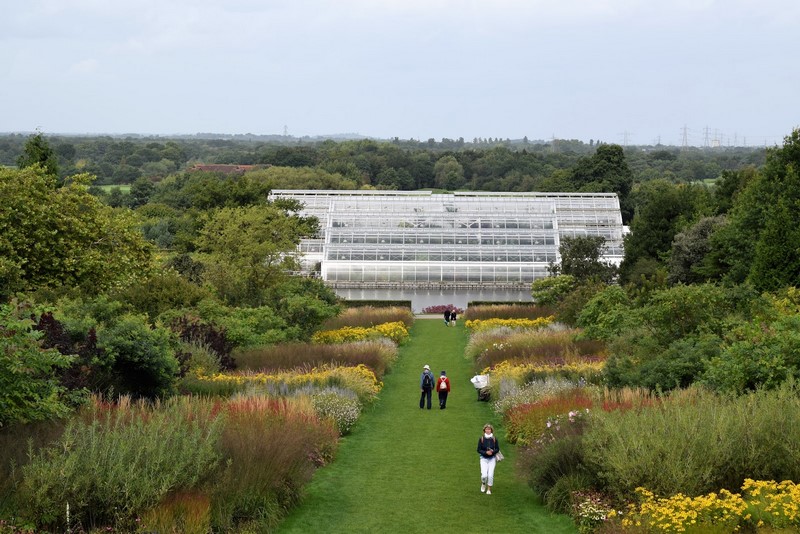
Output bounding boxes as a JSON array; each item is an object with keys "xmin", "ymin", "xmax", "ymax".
[{"xmin": 96, "ymin": 184, "xmax": 131, "ymax": 193}]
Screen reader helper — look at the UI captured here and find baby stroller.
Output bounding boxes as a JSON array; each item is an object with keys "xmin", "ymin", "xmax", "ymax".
[{"xmin": 470, "ymin": 374, "xmax": 490, "ymax": 401}]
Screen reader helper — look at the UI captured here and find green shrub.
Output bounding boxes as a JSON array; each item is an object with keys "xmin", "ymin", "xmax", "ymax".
[
  {"xmin": 703, "ymin": 314, "xmax": 800, "ymax": 394},
  {"xmin": 19, "ymin": 396, "xmax": 222, "ymax": 531},
  {"xmin": 0, "ymin": 304, "xmax": 74, "ymax": 426},
  {"xmin": 576, "ymin": 285, "xmax": 631, "ymax": 341},
  {"xmin": 110, "ymin": 269, "xmax": 210, "ymax": 320},
  {"xmin": 604, "ymin": 333, "xmax": 722, "ymax": 391},
  {"xmin": 521, "ymin": 416, "xmax": 592, "ymax": 509},
  {"xmin": 530, "ymin": 275, "xmax": 576, "ymax": 306},
  {"xmin": 96, "ymin": 314, "xmax": 178, "ymax": 398}
]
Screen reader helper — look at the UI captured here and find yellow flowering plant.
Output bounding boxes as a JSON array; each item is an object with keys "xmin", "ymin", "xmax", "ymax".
[
  {"xmin": 465, "ymin": 316, "xmax": 555, "ymax": 332},
  {"xmin": 311, "ymin": 321, "xmax": 409, "ymax": 345},
  {"xmin": 198, "ymin": 363, "xmax": 382, "ymax": 403},
  {"xmin": 618, "ymin": 480, "xmax": 800, "ymax": 533}
]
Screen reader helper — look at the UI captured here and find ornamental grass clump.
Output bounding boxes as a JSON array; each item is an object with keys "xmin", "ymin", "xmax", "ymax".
[
  {"xmin": 140, "ymin": 492, "xmax": 212, "ymax": 534},
  {"xmin": 321, "ymin": 306, "xmax": 414, "ymax": 329},
  {"xmin": 467, "ymin": 326, "xmax": 606, "ymax": 376},
  {"xmin": 211, "ymin": 395, "xmax": 338, "ymax": 532},
  {"xmin": 233, "ymin": 339, "xmax": 398, "ymax": 379},
  {"xmin": 195, "ymin": 363, "xmax": 383, "ymax": 403},
  {"xmin": 504, "ymin": 390, "xmax": 593, "ymax": 446},
  {"xmin": 18, "ymin": 395, "xmax": 222, "ymax": 532},
  {"xmin": 492, "ymin": 377, "xmax": 578, "ymax": 416}
]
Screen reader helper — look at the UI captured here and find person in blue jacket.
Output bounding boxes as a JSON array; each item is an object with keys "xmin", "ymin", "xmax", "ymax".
[{"xmin": 419, "ymin": 364, "xmax": 434, "ymax": 409}]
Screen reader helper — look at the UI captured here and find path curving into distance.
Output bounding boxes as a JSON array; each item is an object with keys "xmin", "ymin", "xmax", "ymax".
[{"xmin": 277, "ymin": 317, "xmax": 576, "ymax": 534}]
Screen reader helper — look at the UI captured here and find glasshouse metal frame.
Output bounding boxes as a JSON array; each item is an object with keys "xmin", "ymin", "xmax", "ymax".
[{"xmin": 269, "ymin": 190, "xmax": 626, "ymax": 289}]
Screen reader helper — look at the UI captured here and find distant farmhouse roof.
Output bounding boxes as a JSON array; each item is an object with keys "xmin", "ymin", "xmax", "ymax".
[{"xmin": 189, "ymin": 164, "xmax": 260, "ymax": 174}]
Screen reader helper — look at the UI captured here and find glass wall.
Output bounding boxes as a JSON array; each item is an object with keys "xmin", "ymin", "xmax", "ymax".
[{"xmin": 269, "ymin": 190, "xmax": 626, "ymax": 287}]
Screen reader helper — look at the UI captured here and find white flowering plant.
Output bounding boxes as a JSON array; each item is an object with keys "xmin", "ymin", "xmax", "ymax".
[{"xmin": 311, "ymin": 388, "xmax": 362, "ymax": 435}]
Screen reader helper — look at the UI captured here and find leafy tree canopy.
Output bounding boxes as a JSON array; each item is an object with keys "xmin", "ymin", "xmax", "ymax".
[
  {"xmin": 0, "ymin": 167, "xmax": 153, "ymax": 298},
  {"xmin": 17, "ymin": 132, "xmax": 59, "ymax": 178}
]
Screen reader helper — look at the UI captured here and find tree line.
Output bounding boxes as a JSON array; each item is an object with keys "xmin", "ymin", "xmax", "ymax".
[{"xmin": 0, "ymin": 132, "xmax": 765, "ymax": 191}]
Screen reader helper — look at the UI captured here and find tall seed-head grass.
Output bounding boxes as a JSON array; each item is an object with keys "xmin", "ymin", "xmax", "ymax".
[
  {"xmin": 211, "ymin": 395, "xmax": 339, "ymax": 531},
  {"xmin": 200, "ymin": 363, "xmax": 382, "ymax": 403},
  {"xmin": 233, "ymin": 339, "xmax": 397, "ymax": 379},
  {"xmin": 140, "ymin": 491, "xmax": 212, "ymax": 534},
  {"xmin": 469, "ymin": 327, "xmax": 606, "ymax": 369},
  {"xmin": 321, "ymin": 306, "xmax": 414, "ymax": 329},
  {"xmin": 492, "ymin": 377, "xmax": 578, "ymax": 415},
  {"xmin": 504, "ymin": 389, "xmax": 593, "ymax": 445}
]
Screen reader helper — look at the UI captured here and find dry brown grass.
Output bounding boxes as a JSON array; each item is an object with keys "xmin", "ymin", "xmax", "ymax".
[
  {"xmin": 321, "ymin": 306, "xmax": 414, "ymax": 329},
  {"xmin": 232, "ymin": 340, "xmax": 397, "ymax": 379}
]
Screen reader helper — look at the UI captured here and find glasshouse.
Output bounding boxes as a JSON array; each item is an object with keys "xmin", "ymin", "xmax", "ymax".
[{"xmin": 269, "ymin": 190, "xmax": 626, "ymax": 288}]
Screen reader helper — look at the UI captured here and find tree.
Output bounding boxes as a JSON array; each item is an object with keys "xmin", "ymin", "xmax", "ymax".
[
  {"xmin": 530, "ymin": 275, "xmax": 576, "ymax": 306},
  {"xmin": 667, "ymin": 215, "xmax": 726, "ymax": 285},
  {"xmin": 0, "ymin": 167, "xmax": 153, "ymax": 298},
  {"xmin": 433, "ymin": 155, "xmax": 465, "ymax": 190},
  {"xmin": 196, "ymin": 205, "xmax": 316, "ymax": 306},
  {"xmin": 702, "ymin": 129, "xmax": 800, "ymax": 289},
  {"xmin": 17, "ymin": 132, "xmax": 59, "ymax": 178},
  {"xmin": 127, "ymin": 176, "xmax": 155, "ymax": 208},
  {"xmin": 551, "ymin": 235, "xmax": 616, "ymax": 283},
  {"xmin": 569, "ymin": 144, "xmax": 633, "ymax": 220},
  {"xmin": 619, "ymin": 180, "xmax": 711, "ymax": 284}
]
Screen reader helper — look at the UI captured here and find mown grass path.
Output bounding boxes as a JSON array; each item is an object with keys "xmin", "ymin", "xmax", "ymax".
[{"xmin": 277, "ymin": 318, "xmax": 576, "ymax": 533}]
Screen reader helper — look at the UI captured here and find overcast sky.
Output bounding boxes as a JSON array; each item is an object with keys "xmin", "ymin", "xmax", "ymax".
[{"xmin": 3, "ymin": 0, "xmax": 798, "ymax": 146}]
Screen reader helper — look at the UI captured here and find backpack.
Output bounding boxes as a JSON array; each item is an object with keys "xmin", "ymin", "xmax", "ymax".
[
  {"xmin": 439, "ymin": 377, "xmax": 448, "ymax": 391},
  {"xmin": 422, "ymin": 373, "xmax": 432, "ymax": 389}
]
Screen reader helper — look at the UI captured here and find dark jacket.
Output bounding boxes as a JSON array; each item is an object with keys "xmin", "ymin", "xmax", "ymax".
[
  {"xmin": 477, "ymin": 435, "xmax": 499, "ymax": 459},
  {"xmin": 420, "ymin": 370, "xmax": 435, "ymax": 390}
]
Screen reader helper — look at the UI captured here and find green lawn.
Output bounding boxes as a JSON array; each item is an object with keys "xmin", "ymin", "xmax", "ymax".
[
  {"xmin": 95, "ymin": 184, "xmax": 131, "ymax": 193},
  {"xmin": 277, "ymin": 318, "xmax": 577, "ymax": 533}
]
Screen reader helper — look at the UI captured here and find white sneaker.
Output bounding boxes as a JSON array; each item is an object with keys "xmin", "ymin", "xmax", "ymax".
[
  {"xmin": 486, "ymin": 489, "xmax": 492, "ymax": 495},
  {"xmin": 480, "ymin": 484, "xmax": 486, "ymax": 493}
]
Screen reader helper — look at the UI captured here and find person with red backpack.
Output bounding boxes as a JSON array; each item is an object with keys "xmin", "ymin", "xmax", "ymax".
[
  {"xmin": 437, "ymin": 370, "xmax": 451, "ymax": 409},
  {"xmin": 419, "ymin": 364, "xmax": 435, "ymax": 409}
]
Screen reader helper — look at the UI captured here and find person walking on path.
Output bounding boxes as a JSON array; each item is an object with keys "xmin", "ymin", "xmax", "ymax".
[
  {"xmin": 419, "ymin": 364, "xmax": 435, "ymax": 409},
  {"xmin": 477, "ymin": 423, "xmax": 501, "ymax": 495},
  {"xmin": 449, "ymin": 310, "xmax": 457, "ymax": 326},
  {"xmin": 443, "ymin": 309, "xmax": 451, "ymax": 326},
  {"xmin": 437, "ymin": 370, "xmax": 451, "ymax": 409}
]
